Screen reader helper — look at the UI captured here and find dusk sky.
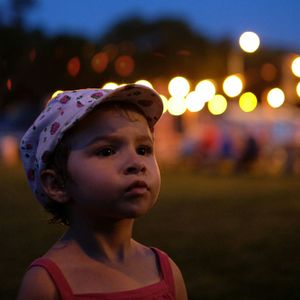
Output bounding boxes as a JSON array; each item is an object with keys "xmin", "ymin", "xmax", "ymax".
[{"xmin": 2, "ymin": 0, "xmax": 300, "ymax": 51}]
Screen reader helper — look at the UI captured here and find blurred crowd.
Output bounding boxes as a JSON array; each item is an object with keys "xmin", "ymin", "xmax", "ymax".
[
  {"xmin": 0, "ymin": 102, "xmax": 300, "ymax": 176},
  {"xmin": 155, "ymin": 105, "xmax": 300, "ymax": 176}
]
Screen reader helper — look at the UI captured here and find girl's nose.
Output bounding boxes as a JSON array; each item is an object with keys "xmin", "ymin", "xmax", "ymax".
[{"xmin": 124, "ymin": 159, "xmax": 146, "ymax": 175}]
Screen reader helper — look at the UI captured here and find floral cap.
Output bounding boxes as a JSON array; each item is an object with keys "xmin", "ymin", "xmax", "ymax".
[{"xmin": 20, "ymin": 84, "xmax": 164, "ymax": 206}]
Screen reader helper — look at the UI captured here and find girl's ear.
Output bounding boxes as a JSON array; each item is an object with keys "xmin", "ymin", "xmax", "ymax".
[{"xmin": 40, "ymin": 169, "xmax": 70, "ymax": 203}]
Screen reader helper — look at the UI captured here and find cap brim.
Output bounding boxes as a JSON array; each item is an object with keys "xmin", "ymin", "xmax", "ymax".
[{"xmin": 101, "ymin": 84, "xmax": 164, "ymax": 128}]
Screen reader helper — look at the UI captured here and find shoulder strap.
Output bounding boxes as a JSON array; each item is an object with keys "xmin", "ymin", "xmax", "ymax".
[
  {"xmin": 29, "ymin": 257, "xmax": 74, "ymax": 300},
  {"xmin": 151, "ymin": 247, "xmax": 176, "ymax": 297}
]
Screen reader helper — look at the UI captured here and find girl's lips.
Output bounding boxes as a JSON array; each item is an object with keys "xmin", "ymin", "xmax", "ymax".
[{"xmin": 125, "ymin": 181, "xmax": 149, "ymax": 195}]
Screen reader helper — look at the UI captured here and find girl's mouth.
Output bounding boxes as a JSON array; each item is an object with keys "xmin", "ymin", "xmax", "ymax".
[{"xmin": 125, "ymin": 181, "xmax": 149, "ymax": 195}]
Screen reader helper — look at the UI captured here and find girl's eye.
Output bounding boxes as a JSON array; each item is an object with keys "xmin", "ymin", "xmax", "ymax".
[
  {"xmin": 137, "ymin": 145, "xmax": 153, "ymax": 156},
  {"xmin": 96, "ymin": 147, "xmax": 115, "ymax": 157}
]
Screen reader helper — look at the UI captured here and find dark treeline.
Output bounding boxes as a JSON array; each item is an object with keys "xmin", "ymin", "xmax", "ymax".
[
  {"xmin": 0, "ymin": 6, "xmax": 285, "ymax": 116},
  {"xmin": 0, "ymin": 18, "xmax": 228, "ymax": 105}
]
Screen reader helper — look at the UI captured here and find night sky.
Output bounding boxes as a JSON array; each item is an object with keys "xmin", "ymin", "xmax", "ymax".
[{"xmin": 2, "ymin": 0, "xmax": 300, "ymax": 51}]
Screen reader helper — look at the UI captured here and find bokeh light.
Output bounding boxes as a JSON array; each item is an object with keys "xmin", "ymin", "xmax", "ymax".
[
  {"xmin": 159, "ymin": 94, "xmax": 168, "ymax": 113},
  {"xmin": 260, "ymin": 63, "xmax": 277, "ymax": 82},
  {"xmin": 102, "ymin": 82, "xmax": 119, "ymax": 89},
  {"xmin": 103, "ymin": 44, "xmax": 118, "ymax": 61},
  {"xmin": 168, "ymin": 76, "xmax": 190, "ymax": 97},
  {"xmin": 114, "ymin": 55, "xmax": 135, "ymax": 77},
  {"xmin": 167, "ymin": 97, "xmax": 187, "ymax": 116},
  {"xmin": 6, "ymin": 79, "xmax": 12, "ymax": 91},
  {"xmin": 195, "ymin": 79, "xmax": 216, "ymax": 101},
  {"xmin": 135, "ymin": 79, "xmax": 153, "ymax": 88},
  {"xmin": 1, "ymin": 135, "xmax": 18, "ymax": 166},
  {"xmin": 51, "ymin": 90, "xmax": 64, "ymax": 98},
  {"xmin": 239, "ymin": 31, "xmax": 260, "ymax": 53},
  {"xmin": 223, "ymin": 74, "xmax": 243, "ymax": 97},
  {"xmin": 186, "ymin": 91, "xmax": 205, "ymax": 112},
  {"xmin": 67, "ymin": 56, "xmax": 80, "ymax": 77},
  {"xmin": 267, "ymin": 87, "xmax": 285, "ymax": 108},
  {"xmin": 291, "ymin": 56, "xmax": 300, "ymax": 77},
  {"xmin": 239, "ymin": 92, "xmax": 258, "ymax": 112},
  {"xmin": 91, "ymin": 52, "xmax": 109, "ymax": 73},
  {"xmin": 296, "ymin": 82, "xmax": 300, "ymax": 97},
  {"xmin": 207, "ymin": 94, "xmax": 228, "ymax": 115}
]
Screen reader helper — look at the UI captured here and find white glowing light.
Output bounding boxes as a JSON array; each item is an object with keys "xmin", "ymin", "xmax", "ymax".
[
  {"xmin": 195, "ymin": 79, "xmax": 216, "ymax": 102},
  {"xmin": 160, "ymin": 94, "xmax": 168, "ymax": 113},
  {"xmin": 296, "ymin": 82, "xmax": 300, "ymax": 97},
  {"xmin": 207, "ymin": 94, "xmax": 228, "ymax": 115},
  {"xmin": 168, "ymin": 76, "xmax": 190, "ymax": 98},
  {"xmin": 223, "ymin": 75, "xmax": 243, "ymax": 97},
  {"xmin": 135, "ymin": 80, "xmax": 153, "ymax": 89},
  {"xmin": 267, "ymin": 88, "xmax": 285, "ymax": 108},
  {"xmin": 186, "ymin": 91, "xmax": 205, "ymax": 112},
  {"xmin": 167, "ymin": 97, "xmax": 187, "ymax": 116},
  {"xmin": 239, "ymin": 31, "xmax": 260, "ymax": 53},
  {"xmin": 102, "ymin": 82, "xmax": 119, "ymax": 89},
  {"xmin": 291, "ymin": 57, "xmax": 300, "ymax": 77}
]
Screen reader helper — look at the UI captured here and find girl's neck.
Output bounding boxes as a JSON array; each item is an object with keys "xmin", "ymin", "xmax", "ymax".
[{"xmin": 61, "ymin": 217, "xmax": 136, "ymax": 263}]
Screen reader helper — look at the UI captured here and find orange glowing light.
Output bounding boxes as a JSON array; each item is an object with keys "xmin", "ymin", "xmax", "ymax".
[
  {"xmin": 6, "ymin": 79, "xmax": 12, "ymax": 91},
  {"xmin": 67, "ymin": 56, "xmax": 81, "ymax": 77},
  {"xmin": 115, "ymin": 55, "xmax": 135, "ymax": 77},
  {"xmin": 1, "ymin": 135, "xmax": 18, "ymax": 167},
  {"xmin": 91, "ymin": 52, "xmax": 109, "ymax": 73},
  {"xmin": 260, "ymin": 63, "xmax": 277, "ymax": 82}
]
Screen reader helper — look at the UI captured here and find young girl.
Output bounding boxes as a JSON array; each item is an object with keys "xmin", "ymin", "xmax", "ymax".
[{"xmin": 17, "ymin": 84, "xmax": 188, "ymax": 300}]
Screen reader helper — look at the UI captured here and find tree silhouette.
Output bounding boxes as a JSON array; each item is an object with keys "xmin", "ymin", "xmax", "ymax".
[
  {"xmin": 9, "ymin": 0, "xmax": 37, "ymax": 27},
  {"xmin": 0, "ymin": 15, "xmax": 286, "ymax": 114},
  {"xmin": 100, "ymin": 17, "xmax": 229, "ymax": 80}
]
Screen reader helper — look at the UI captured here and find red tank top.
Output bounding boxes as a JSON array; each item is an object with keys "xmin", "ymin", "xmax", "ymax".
[{"xmin": 28, "ymin": 247, "xmax": 176, "ymax": 300}]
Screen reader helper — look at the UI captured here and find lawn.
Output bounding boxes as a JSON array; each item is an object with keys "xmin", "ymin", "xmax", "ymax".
[{"xmin": 1, "ymin": 164, "xmax": 300, "ymax": 299}]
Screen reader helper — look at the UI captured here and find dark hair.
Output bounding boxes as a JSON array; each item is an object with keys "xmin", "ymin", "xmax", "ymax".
[
  {"xmin": 42, "ymin": 101, "xmax": 153, "ymax": 225},
  {"xmin": 43, "ymin": 138, "xmax": 72, "ymax": 225}
]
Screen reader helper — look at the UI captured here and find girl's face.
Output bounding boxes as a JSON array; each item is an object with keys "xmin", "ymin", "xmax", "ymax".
[{"xmin": 65, "ymin": 107, "xmax": 161, "ymax": 223}]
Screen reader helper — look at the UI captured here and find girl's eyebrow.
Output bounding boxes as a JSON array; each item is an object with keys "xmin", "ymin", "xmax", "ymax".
[
  {"xmin": 86, "ymin": 134, "xmax": 154, "ymax": 147},
  {"xmin": 85, "ymin": 135, "xmax": 118, "ymax": 147}
]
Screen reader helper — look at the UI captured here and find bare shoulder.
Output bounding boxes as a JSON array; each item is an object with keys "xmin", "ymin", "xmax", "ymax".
[
  {"xmin": 168, "ymin": 257, "xmax": 188, "ymax": 300},
  {"xmin": 17, "ymin": 266, "xmax": 60, "ymax": 300}
]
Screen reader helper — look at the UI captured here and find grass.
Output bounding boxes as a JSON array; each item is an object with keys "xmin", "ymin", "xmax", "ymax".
[{"xmin": 1, "ymin": 164, "xmax": 300, "ymax": 299}]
